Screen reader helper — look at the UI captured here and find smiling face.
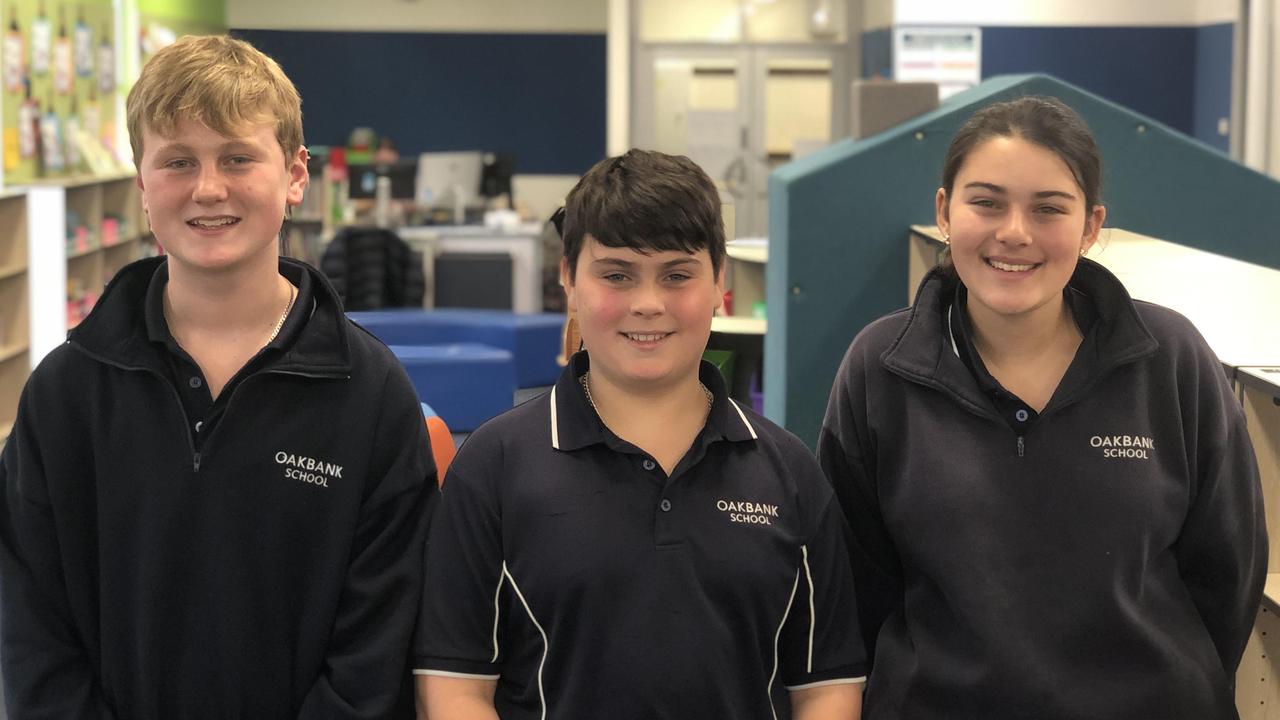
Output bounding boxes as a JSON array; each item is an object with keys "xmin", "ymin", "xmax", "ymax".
[
  {"xmin": 137, "ymin": 118, "xmax": 308, "ymax": 277},
  {"xmin": 563, "ymin": 234, "xmax": 724, "ymax": 394},
  {"xmin": 937, "ymin": 135, "xmax": 1105, "ymax": 325}
]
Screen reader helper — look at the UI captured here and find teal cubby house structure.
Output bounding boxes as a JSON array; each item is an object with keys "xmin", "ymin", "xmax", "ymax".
[{"xmin": 766, "ymin": 73, "xmax": 1280, "ymax": 447}]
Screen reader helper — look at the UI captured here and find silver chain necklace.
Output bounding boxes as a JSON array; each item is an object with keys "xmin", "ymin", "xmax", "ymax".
[
  {"xmin": 579, "ymin": 371, "xmax": 714, "ymax": 414},
  {"xmin": 266, "ymin": 283, "xmax": 296, "ymax": 344}
]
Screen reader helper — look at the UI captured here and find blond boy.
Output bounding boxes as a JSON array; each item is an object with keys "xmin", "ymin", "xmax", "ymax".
[{"xmin": 0, "ymin": 35, "xmax": 434, "ymax": 718}]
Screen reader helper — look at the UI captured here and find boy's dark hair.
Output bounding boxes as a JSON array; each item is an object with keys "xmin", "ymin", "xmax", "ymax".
[{"xmin": 561, "ymin": 149, "xmax": 725, "ymax": 280}]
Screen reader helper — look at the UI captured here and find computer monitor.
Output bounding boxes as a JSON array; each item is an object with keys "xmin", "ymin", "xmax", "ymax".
[
  {"xmin": 348, "ymin": 160, "xmax": 418, "ymax": 200},
  {"xmin": 416, "ymin": 151, "xmax": 484, "ymax": 208}
]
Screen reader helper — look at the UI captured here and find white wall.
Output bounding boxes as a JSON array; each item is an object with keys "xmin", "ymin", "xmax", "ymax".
[
  {"xmin": 862, "ymin": 0, "xmax": 895, "ymax": 31},
  {"xmin": 1198, "ymin": 0, "xmax": 1241, "ymax": 24},
  {"xmin": 894, "ymin": 0, "xmax": 1206, "ymax": 27},
  {"xmin": 228, "ymin": 0, "xmax": 607, "ymax": 33}
]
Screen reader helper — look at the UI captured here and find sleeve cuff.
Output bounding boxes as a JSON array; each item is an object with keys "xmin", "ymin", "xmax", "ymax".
[
  {"xmin": 414, "ymin": 669, "xmax": 501, "ymax": 680},
  {"xmin": 413, "ymin": 654, "xmax": 501, "ymax": 677},
  {"xmin": 785, "ymin": 676, "xmax": 867, "ymax": 690},
  {"xmin": 781, "ymin": 662, "xmax": 868, "ymax": 689}
]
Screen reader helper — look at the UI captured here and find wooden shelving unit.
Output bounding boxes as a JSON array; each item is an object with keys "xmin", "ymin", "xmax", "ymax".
[
  {"xmin": 0, "ymin": 175, "xmax": 150, "ymax": 447},
  {"xmin": 31, "ymin": 173, "xmax": 147, "ymax": 326},
  {"xmin": 1238, "ymin": 367, "xmax": 1280, "ymax": 719},
  {"xmin": 0, "ymin": 191, "xmax": 30, "ymax": 448}
]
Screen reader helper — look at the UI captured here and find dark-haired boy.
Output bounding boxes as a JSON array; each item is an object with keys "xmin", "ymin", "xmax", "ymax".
[{"xmin": 414, "ymin": 149, "xmax": 865, "ymax": 719}]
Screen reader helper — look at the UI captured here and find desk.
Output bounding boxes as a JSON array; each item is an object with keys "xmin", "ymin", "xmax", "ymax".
[{"xmin": 399, "ymin": 224, "xmax": 543, "ymax": 313}]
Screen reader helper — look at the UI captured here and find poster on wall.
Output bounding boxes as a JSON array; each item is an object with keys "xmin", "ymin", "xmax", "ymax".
[{"xmin": 893, "ymin": 27, "xmax": 981, "ymax": 100}]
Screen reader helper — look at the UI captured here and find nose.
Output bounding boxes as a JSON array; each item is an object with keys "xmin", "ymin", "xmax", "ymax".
[
  {"xmin": 630, "ymin": 280, "xmax": 665, "ymax": 317},
  {"xmin": 995, "ymin": 208, "xmax": 1032, "ymax": 246},
  {"xmin": 192, "ymin": 165, "xmax": 228, "ymax": 204}
]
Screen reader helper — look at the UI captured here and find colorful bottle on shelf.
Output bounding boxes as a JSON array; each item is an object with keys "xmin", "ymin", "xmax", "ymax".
[
  {"xmin": 18, "ymin": 78, "xmax": 37, "ymax": 160},
  {"xmin": 4, "ymin": 4, "xmax": 24, "ymax": 93},
  {"xmin": 30, "ymin": 0, "xmax": 48, "ymax": 75},
  {"xmin": 74, "ymin": 4, "xmax": 92, "ymax": 77},
  {"xmin": 97, "ymin": 20, "xmax": 113, "ymax": 93},
  {"xmin": 52, "ymin": 4, "xmax": 71, "ymax": 94},
  {"xmin": 39, "ymin": 89, "xmax": 64, "ymax": 172}
]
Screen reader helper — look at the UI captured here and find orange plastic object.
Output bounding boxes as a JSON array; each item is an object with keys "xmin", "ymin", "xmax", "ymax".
[{"xmin": 425, "ymin": 415, "xmax": 456, "ymax": 485}]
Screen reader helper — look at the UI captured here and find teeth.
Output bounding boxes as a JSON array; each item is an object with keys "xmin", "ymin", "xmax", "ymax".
[
  {"xmin": 190, "ymin": 217, "xmax": 237, "ymax": 227},
  {"xmin": 988, "ymin": 259, "xmax": 1035, "ymax": 272},
  {"xmin": 626, "ymin": 333, "xmax": 666, "ymax": 342}
]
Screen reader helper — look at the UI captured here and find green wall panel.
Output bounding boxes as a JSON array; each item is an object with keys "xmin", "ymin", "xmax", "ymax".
[{"xmin": 767, "ymin": 74, "xmax": 1280, "ymax": 447}]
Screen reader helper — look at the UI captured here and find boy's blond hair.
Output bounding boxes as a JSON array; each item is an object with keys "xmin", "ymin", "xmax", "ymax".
[{"xmin": 127, "ymin": 35, "xmax": 304, "ymax": 167}]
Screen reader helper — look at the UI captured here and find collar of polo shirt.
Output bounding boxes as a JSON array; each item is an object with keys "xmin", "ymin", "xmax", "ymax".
[{"xmin": 549, "ymin": 350, "xmax": 759, "ymax": 452}]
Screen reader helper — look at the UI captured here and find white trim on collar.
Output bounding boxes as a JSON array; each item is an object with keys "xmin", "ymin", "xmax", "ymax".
[
  {"xmin": 728, "ymin": 398, "xmax": 758, "ymax": 439},
  {"xmin": 549, "ymin": 385, "xmax": 560, "ymax": 450}
]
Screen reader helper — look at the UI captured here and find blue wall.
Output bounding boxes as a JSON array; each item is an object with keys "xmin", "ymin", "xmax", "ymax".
[
  {"xmin": 231, "ymin": 30, "xmax": 607, "ymax": 175},
  {"xmin": 862, "ymin": 24, "xmax": 1233, "ymax": 152},
  {"xmin": 861, "ymin": 28, "xmax": 892, "ymax": 80},
  {"xmin": 1194, "ymin": 22, "xmax": 1233, "ymax": 153}
]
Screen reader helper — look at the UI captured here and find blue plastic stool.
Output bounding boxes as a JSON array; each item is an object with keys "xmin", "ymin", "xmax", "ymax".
[
  {"xmin": 390, "ymin": 343, "xmax": 515, "ymax": 432},
  {"xmin": 350, "ymin": 309, "xmax": 565, "ymax": 387}
]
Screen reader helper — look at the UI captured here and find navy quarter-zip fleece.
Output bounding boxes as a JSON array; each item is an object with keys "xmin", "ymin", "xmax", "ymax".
[
  {"xmin": 0, "ymin": 256, "xmax": 437, "ymax": 719},
  {"xmin": 818, "ymin": 259, "xmax": 1265, "ymax": 719}
]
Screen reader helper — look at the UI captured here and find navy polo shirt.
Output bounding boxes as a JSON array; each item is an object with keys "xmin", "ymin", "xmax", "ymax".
[
  {"xmin": 415, "ymin": 352, "xmax": 865, "ymax": 719},
  {"xmin": 948, "ymin": 283, "xmax": 1099, "ymax": 434}
]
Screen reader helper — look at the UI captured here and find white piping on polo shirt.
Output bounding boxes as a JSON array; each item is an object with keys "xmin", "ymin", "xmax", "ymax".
[
  {"xmin": 729, "ymin": 398, "xmax": 758, "ymax": 439},
  {"xmin": 768, "ymin": 568, "xmax": 801, "ymax": 720},
  {"xmin": 946, "ymin": 304, "xmax": 960, "ymax": 357},
  {"xmin": 550, "ymin": 385, "xmax": 560, "ymax": 449},
  {"xmin": 801, "ymin": 545, "xmax": 816, "ymax": 673},
  {"xmin": 492, "ymin": 570, "xmax": 506, "ymax": 662},
  {"xmin": 503, "ymin": 562, "xmax": 549, "ymax": 720},
  {"xmin": 785, "ymin": 676, "xmax": 867, "ymax": 689},
  {"xmin": 413, "ymin": 668, "xmax": 501, "ymax": 679}
]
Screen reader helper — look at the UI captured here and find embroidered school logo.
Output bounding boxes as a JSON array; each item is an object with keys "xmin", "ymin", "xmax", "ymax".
[
  {"xmin": 717, "ymin": 499, "xmax": 780, "ymax": 526},
  {"xmin": 275, "ymin": 451, "xmax": 344, "ymax": 488},
  {"xmin": 1089, "ymin": 434, "xmax": 1155, "ymax": 460}
]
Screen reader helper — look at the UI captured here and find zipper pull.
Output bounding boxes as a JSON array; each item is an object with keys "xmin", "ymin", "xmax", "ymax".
[
  {"xmin": 193, "ymin": 452, "xmax": 202, "ymax": 472},
  {"xmin": 1016, "ymin": 436, "xmax": 1025, "ymax": 458}
]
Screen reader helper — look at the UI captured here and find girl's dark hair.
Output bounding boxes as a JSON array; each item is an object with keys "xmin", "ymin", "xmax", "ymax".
[
  {"xmin": 941, "ymin": 95, "xmax": 1103, "ymax": 211},
  {"xmin": 561, "ymin": 149, "xmax": 725, "ymax": 280}
]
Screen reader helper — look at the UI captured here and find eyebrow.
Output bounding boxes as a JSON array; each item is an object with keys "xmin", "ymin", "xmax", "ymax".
[
  {"xmin": 588, "ymin": 256, "xmax": 701, "ymax": 269},
  {"xmin": 963, "ymin": 181, "xmax": 1076, "ymax": 201},
  {"xmin": 151, "ymin": 140, "xmax": 262, "ymax": 157}
]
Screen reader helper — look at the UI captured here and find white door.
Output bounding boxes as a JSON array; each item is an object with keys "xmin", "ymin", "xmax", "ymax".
[{"xmin": 634, "ymin": 44, "xmax": 847, "ymax": 238}]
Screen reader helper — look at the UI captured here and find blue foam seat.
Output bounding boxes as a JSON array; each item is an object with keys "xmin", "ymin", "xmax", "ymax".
[
  {"xmin": 349, "ymin": 309, "xmax": 564, "ymax": 388},
  {"xmin": 389, "ymin": 344, "xmax": 515, "ymax": 432}
]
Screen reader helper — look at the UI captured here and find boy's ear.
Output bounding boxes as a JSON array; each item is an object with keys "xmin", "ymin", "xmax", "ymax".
[
  {"xmin": 559, "ymin": 256, "xmax": 576, "ymax": 311},
  {"xmin": 285, "ymin": 146, "xmax": 309, "ymax": 206},
  {"xmin": 714, "ymin": 261, "xmax": 726, "ymax": 311}
]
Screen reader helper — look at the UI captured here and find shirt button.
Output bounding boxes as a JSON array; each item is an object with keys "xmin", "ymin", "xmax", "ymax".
[
  {"xmin": 642, "ymin": 458, "xmax": 656, "ymax": 471},
  {"xmin": 1015, "ymin": 409, "xmax": 1029, "ymax": 422},
  {"xmin": 660, "ymin": 498, "xmax": 672, "ymax": 512},
  {"xmin": 188, "ymin": 376, "xmax": 203, "ymax": 389},
  {"xmin": 194, "ymin": 421, "xmax": 203, "ymax": 433}
]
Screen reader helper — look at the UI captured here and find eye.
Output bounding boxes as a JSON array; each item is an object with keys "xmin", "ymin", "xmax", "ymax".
[
  {"xmin": 163, "ymin": 158, "xmax": 193, "ymax": 170},
  {"xmin": 602, "ymin": 272, "xmax": 629, "ymax": 283},
  {"xmin": 666, "ymin": 271, "xmax": 693, "ymax": 282},
  {"xmin": 1036, "ymin": 205, "xmax": 1066, "ymax": 215},
  {"xmin": 226, "ymin": 155, "xmax": 254, "ymax": 167},
  {"xmin": 968, "ymin": 198, "xmax": 999, "ymax": 209}
]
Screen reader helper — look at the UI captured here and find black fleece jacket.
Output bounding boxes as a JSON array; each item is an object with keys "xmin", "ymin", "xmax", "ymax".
[
  {"xmin": 818, "ymin": 259, "xmax": 1265, "ymax": 719},
  {"xmin": 0, "ymin": 256, "xmax": 436, "ymax": 719}
]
